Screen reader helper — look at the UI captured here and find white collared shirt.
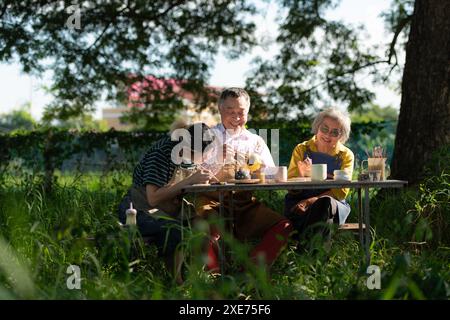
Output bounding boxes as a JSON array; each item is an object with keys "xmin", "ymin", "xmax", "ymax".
[{"xmin": 204, "ymin": 123, "xmax": 275, "ymax": 168}]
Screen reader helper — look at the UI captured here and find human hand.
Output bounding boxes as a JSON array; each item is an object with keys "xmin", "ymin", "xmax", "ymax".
[
  {"xmin": 186, "ymin": 170, "xmax": 213, "ymax": 185},
  {"xmin": 297, "ymin": 156, "xmax": 312, "ymax": 177},
  {"xmin": 221, "ymin": 144, "xmax": 236, "ymax": 163},
  {"xmin": 290, "ymin": 197, "xmax": 317, "ymax": 215}
]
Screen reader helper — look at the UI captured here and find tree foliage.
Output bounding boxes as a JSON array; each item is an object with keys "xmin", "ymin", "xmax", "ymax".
[
  {"xmin": 0, "ymin": 0, "xmax": 418, "ymax": 125},
  {"xmin": 54, "ymin": 114, "xmax": 109, "ymax": 131},
  {"xmin": 0, "ymin": 0, "xmax": 257, "ymax": 122},
  {"xmin": 0, "ymin": 104, "xmax": 36, "ymax": 132},
  {"xmin": 350, "ymin": 104, "xmax": 398, "ymax": 123},
  {"xmin": 246, "ymin": 0, "xmax": 414, "ymax": 121}
]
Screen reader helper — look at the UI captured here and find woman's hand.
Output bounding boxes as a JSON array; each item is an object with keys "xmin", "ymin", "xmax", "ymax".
[
  {"xmin": 291, "ymin": 196, "xmax": 318, "ymax": 215},
  {"xmin": 297, "ymin": 156, "xmax": 312, "ymax": 177}
]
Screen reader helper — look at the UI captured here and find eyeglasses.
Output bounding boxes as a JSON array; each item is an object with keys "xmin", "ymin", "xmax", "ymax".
[{"xmin": 319, "ymin": 125, "xmax": 342, "ymax": 138}]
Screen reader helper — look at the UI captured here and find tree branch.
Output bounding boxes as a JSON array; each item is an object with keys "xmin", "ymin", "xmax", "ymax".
[
  {"xmin": 387, "ymin": 14, "xmax": 412, "ymax": 65},
  {"xmin": 298, "ymin": 60, "xmax": 390, "ymax": 95},
  {"xmin": 86, "ymin": 0, "xmax": 186, "ymax": 53},
  {"xmin": 153, "ymin": 0, "xmax": 186, "ymax": 21},
  {"xmin": 0, "ymin": 3, "xmax": 8, "ymax": 20},
  {"xmin": 86, "ymin": 5, "xmax": 130, "ymax": 52}
]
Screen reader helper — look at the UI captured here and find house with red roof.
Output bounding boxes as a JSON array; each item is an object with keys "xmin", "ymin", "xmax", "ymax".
[{"xmin": 102, "ymin": 76, "xmax": 222, "ymax": 130}]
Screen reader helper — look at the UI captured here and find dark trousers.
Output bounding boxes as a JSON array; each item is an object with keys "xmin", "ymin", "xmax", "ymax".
[
  {"xmin": 118, "ymin": 192, "xmax": 182, "ymax": 257},
  {"xmin": 284, "ymin": 194, "xmax": 339, "ymax": 243}
]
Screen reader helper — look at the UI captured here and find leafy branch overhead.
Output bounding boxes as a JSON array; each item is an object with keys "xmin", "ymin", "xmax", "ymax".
[
  {"xmin": 0, "ymin": 0, "xmax": 257, "ymax": 120},
  {"xmin": 246, "ymin": 0, "xmax": 414, "ymax": 121},
  {"xmin": 0, "ymin": 0, "xmax": 414, "ymax": 123}
]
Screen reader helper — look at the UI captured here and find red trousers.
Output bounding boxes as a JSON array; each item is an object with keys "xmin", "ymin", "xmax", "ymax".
[{"xmin": 206, "ymin": 219, "xmax": 293, "ymax": 272}]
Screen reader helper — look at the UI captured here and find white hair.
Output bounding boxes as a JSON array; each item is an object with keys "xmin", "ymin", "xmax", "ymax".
[
  {"xmin": 311, "ymin": 107, "xmax": 351, "ymax": 143},
  {"xmin": 169, "ymin": 118, "xmax": 189, "ymax": 134}
]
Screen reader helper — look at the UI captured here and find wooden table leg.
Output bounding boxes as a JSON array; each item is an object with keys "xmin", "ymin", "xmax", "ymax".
[
  {"xmin": 364, "ymin": 186, "xmax": 371, "ymax": 266},
  {"xmin": 218, "ymin": 191, "xmax": 225, "ymax": 276},
  {"xmin": 358, "ymin": 188, "xmax": 363, "ymax": 251},
  {"xmin": 229, "ymin": 191, "xmax": 235, "ymax": 237}
]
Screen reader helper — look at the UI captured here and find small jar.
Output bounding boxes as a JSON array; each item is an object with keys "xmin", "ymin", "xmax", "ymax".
[{"xmin": 259, "ymin": 172, "xmax": 266, "ymax": 184}]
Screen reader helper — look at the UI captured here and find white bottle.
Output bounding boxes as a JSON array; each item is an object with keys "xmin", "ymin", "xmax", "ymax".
[{"xmin": 126, "ymin": 202, "xmax": 137, "ymax": 226}]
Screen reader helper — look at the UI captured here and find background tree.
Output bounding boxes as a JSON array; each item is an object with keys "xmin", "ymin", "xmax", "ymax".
[
  {"xmin": 0, "ymin": 0, "xmax": 257, "ymax": 124},
  {"xmin": 245, "ymin": 0, "xmax": 412, "ymax": 121},
  {"xmin": 53, "ymin": 114, "xmax": 109, "ymax": 131},
  {"xmin": 0, "ymin": 103, "xmax": 36, "ymax": 132},
  {"xmin": 391, "ymin": 0, "xmax": 450, "ymax": 183},
  {"xmin": 1, "ymin": 0, "xmax": 413, "ymax": 125},
  {"xmin": 350, "ymin": 104, "xmax": 398, "ymax": 123},
  {"xmin": 2, "ymin": 0, "xmax": 447, "ymax": 185}
]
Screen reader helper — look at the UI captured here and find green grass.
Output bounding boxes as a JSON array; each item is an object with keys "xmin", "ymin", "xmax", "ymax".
[{"xmin": 0, "ymin": 171, "xmax": 448, "ymax": 299}]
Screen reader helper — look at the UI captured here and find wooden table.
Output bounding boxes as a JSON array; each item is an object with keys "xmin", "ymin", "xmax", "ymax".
[{"xmin": 182, "ymin": 179, "xmax": 408, "ymax": 271}]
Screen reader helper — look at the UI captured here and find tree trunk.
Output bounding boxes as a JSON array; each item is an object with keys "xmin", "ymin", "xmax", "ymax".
[{"xmin": 392, "ymin": 0, "xmax": 450, "ymax": 184}]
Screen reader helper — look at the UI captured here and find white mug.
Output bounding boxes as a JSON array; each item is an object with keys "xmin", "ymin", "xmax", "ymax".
[
  {"xmin": 311, "ymin": 164, "xmax": 327, "ymax": 181},
  {"xmin": 275, "ymin": 166, "xmax": 287, "ymax": 182}
]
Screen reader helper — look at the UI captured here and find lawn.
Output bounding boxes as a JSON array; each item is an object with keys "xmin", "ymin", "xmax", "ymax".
[{"xmin": 0, "ymin": 171, "xmax": 448, "ymax": 299}]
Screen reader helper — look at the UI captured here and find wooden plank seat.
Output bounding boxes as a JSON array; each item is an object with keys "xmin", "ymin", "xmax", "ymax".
[{"xmin": 338, "ymin": 223, "xmax": 366, "ymax": 230}]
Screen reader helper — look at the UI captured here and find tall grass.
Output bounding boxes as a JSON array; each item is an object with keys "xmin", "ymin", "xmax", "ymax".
[{"xmin": 0, "ymin": 171, "xmax": 448, "ymax": 299}]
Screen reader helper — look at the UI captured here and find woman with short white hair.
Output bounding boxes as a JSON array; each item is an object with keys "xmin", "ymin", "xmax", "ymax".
[{"xmin": 285, "ymin": 107, "xmax": 355, "ymax": 250}]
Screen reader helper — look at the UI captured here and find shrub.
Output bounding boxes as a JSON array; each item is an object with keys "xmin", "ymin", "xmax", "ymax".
[{"xmin": 372, "ymin": 145, "xmax": 450, "ymax": 247}]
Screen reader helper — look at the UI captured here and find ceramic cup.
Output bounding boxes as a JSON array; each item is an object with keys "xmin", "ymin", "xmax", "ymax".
[
  {"xmin": 311, "ymin": 164, "xmax": 327, "ymax": 181},
  {"xmin": 333, "ymin": 169, "xmax": 351, "ymax": 181},
  {"xmin": 275, "ymin": 166, "xmax": 288, "ymax": 182}
]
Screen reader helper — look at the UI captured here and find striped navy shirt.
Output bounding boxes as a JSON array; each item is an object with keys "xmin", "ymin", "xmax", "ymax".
[{"xmin": 132, "ymin": 135, "xmax": 178, "ymax": 188}]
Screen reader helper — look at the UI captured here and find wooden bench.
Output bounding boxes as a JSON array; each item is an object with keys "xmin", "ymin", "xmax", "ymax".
[{"xmin": 338, "ymin": 223, "xmax": 366, "ymax": 231}]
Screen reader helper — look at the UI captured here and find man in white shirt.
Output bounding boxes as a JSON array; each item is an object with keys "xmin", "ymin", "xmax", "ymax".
[
  {"xmin": 196, "ymin": 87, "xmax": 293, "ymax": 272},
  {"xmin": 206, "ymin": 122, "xmax": 275, "ymax": 169}
]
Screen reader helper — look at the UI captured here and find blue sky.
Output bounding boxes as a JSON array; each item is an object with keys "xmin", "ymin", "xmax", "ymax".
[{"xmin": 0, "ymin": 0, "xmax": 401, "ymax": 120}]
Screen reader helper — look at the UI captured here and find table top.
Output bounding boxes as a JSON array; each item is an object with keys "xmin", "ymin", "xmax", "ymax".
[{"xmin": 182, "ymin": 179, "xmax": 408, "ymax": 193}]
